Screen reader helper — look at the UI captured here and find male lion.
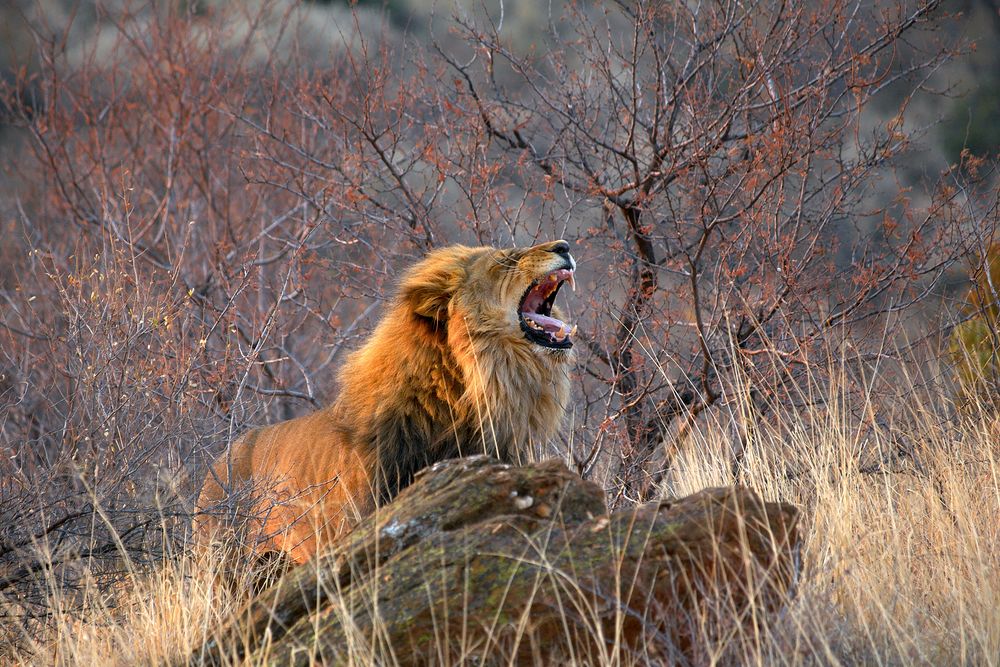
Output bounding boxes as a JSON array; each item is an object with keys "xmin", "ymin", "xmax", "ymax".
[{"xmin": 196, "ymin": 240, "xmax": 577, "ymax": 564}]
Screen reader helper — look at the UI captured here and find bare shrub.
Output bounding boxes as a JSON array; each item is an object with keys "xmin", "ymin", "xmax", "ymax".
[
  {"xmin": 425, "ymin": 0, "xmax": 998, "ymax": 499},
  {"xmin": 0, "ymin": 0, "xmax": 354, "ymax": 641}
]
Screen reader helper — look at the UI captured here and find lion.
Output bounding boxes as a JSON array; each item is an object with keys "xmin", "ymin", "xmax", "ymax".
[{"xmin": 195, "ymin": 240, "xmax": 577, "ymax": 564}]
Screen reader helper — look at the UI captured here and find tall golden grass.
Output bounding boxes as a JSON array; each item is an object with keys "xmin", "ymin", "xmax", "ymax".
[{"xmin": 10, "ymin": 350, "xmax": 1000, "ymax": 667}]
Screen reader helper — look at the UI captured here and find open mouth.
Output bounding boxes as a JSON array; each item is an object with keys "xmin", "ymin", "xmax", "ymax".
[{"xmin": 518, "ymin": 268, "xmax": 576, "ymax": 349}]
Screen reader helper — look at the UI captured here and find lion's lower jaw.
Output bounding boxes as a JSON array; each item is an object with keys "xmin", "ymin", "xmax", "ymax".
[
  {"xmin": 485, "ymin": 329, "xmax": 576, "ymax": 361},
  {"xmin": 532, "ymin": 345, "xmax": 574, "ymax": 360}
]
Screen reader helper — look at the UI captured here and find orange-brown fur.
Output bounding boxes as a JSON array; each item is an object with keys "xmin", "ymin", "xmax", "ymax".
[{"xmin": 195, "ymin": 241, "xmax": 575, "ymax": 563}]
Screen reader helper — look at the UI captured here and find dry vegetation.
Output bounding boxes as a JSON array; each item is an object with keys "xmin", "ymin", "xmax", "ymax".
[
  {"xmin": 11, "ymin": 363, "xmax": 1000, "ymax": 666},
  {"xmin": 1, "ymin": 0, "xmax": 999, "ymax": 664}
]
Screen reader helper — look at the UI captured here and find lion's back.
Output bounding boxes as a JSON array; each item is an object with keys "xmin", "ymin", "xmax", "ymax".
[{"xmin": 194, "ymin": 411, "xmax": 374, "ymax": 561}]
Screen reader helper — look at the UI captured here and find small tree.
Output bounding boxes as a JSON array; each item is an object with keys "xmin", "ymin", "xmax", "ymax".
[{"xmin": 427, "ymin": 0, "xmax": 990, "ymax": 498}]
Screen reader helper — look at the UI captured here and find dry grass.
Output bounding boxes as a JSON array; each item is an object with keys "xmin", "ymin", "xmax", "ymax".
[
  {"xmin": 8, "ymin": 355, "xmax": 1000, "ymax": 667},
  {"xmin": 667, "ymin": 366, "xmax": 1000, "ymax": 665}
]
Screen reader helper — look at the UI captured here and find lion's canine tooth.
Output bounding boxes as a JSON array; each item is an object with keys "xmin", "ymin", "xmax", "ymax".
[
  {"xmin": 570, "ymin": 324, "xmax": 578, "ymax": 337},
  {"xmin": 568, "ymin": 272, "xmax": 576, "ymax": 292}
]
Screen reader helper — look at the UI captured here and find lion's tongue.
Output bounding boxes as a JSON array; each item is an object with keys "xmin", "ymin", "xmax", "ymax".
[{"xmin": 523, "ymin": 312, "xmax": 567, "ymax": 334}]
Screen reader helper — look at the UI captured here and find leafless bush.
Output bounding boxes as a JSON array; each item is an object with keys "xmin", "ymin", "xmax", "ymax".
[
  {"xmin": 0, "ymin": 0, "xmax": 363, "ymax": 640},
  {"xmin": 430, "ymin": 0, "xmax": 997, "ymax": 499}
]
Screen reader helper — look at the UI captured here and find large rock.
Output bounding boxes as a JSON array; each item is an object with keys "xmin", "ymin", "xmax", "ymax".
[{"xmin": 192, "ymin": 456, "xmax": 799, "ymax": 665}]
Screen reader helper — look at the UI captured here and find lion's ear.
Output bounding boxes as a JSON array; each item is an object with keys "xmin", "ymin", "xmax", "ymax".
[{"xmin": 398, "ymin": 246, "xmax": 475, "ymax": 321}]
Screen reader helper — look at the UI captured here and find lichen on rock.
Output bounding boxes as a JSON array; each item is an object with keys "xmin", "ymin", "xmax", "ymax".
[{"xmin": 192, "ymin": 456, "xmax": 799, "ymax": 666}]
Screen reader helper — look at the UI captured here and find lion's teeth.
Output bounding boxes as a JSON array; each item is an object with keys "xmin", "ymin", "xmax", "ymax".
[
  {"xmin": 570, "ymin": 325, "xmax": 577, "ymax": 337},
  {"xmin": 568, "ymin": 273, "xmax": 575, "ymax": 292}
]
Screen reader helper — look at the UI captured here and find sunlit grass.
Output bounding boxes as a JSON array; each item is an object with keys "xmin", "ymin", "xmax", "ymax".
[{"xmin": 10, "ymin": 354, "xmax": 1000, "ymax": 666}]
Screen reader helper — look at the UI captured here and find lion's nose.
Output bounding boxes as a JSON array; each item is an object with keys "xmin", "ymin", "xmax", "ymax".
[{"xmin": 548, "ymin": 240, "xmax": 571, "ymax": 258}]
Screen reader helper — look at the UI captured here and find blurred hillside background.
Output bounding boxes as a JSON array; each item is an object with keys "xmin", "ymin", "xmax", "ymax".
[
  {"xmin": 3, "ymin": 0, "xmax": 1000, "ymax": 209},
  {"xmin": 3, "ymin": 0, "xmax": 1000, "ymax": 166}
]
